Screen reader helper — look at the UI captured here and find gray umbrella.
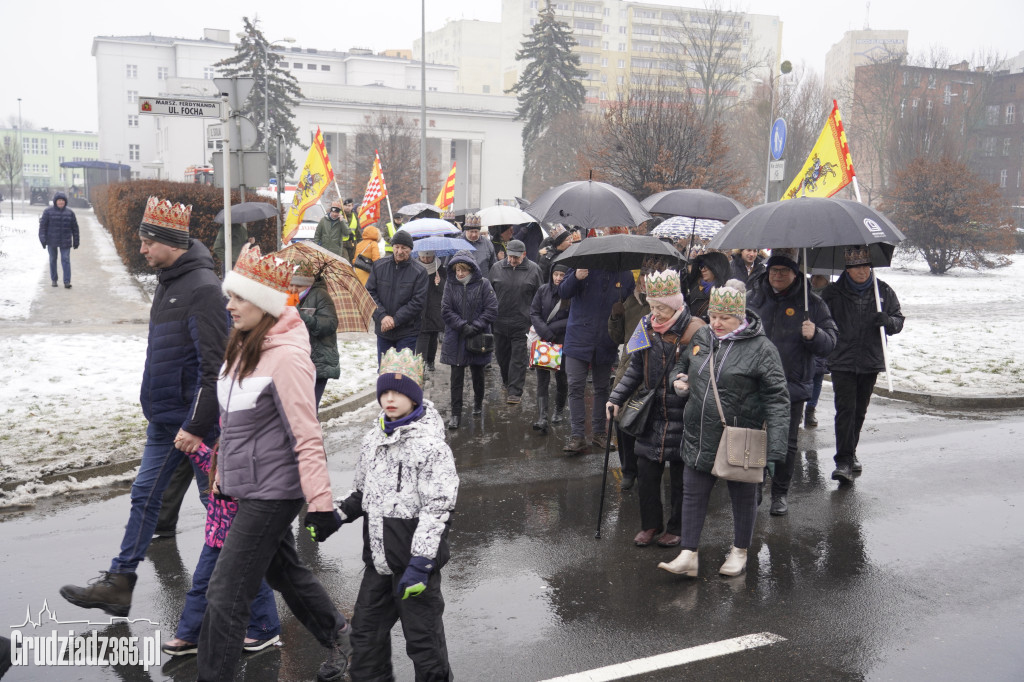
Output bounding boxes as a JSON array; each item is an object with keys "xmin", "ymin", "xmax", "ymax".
[
  {"xmin": 213, "ymin": 201, "xmax": 278, "ymax": 224},
  {"xmin": 525, "ymin": 180, "xmax": 651, "ymax": 230},
  {"xmin": 397, "ymin": 202, "xmax": 442, "ymax": 218},
  {"xmin": 641, "ymin": 189, "xmax": 745, "ymax": 221}
]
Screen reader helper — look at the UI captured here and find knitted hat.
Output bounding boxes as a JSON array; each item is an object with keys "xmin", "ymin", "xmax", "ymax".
[
  {"xmin": 553, "ymin": 263, "xmax": 570, "ymax": 274},
  {"xmin": 844, "ymin": 245, "xmax": 871, "ymax": 267},
  {"xmin": 463, "ymin": 213, "xmax": 481, "ymax": 229},
  {"xmin": 139, "ymin": 196, "xmax": 191, "ymax": 249},
  {"xmin": 376, "ymin": 348, "xmax": 424, "ymax": 406},
  {"xmin": 766, "ymin": 247, "xmax": 801, "ymax": 276},
  {"xmin": 391, "ymin": 230, "xmax": 414, "ymax": 249},
  {"xmin": 708, "ymin": 279, "xmax": 747, "ymax": 319},
  {"xmin": 645, "ymin": 270, "xmax": 684, "ymax": 310},
  {"xmin": 222, "ymin": 246, "xmax": 294, "ymax": 317},
  {"xmin": 506, "ymin": 239, "xmax": 526, "ymax": 256}
]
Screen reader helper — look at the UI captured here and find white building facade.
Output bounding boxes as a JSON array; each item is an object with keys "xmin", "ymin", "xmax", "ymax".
[
  {"xmin": 824, "ymin": 29, "xmax": 909, "ymax": 99},
  {"xmin": 413, "ymin": 20, "xmax": 504, "ymax": 96}
]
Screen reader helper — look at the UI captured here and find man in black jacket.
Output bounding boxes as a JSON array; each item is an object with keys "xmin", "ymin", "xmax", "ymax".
[
  {"xmin": 748, "ymin": 250, "xmax": 837, "ymax": 514},
  {"xmin": 366, "ymin": 230, "xmax": 429, "ymax": 365},
  {"xmin": 488, "ymin": 239, "xmax": 543, "ymax": 404},
  {"xmin": 61, "ymin": 197, "xmax": 228, "ymax": 617},
  {"xmin": 821, "ymin": 246, "xmax": 905, "ymax": 483},
  {"xmin": 38, "ymin": 191, "xmax": 80, "ymax": 288}
]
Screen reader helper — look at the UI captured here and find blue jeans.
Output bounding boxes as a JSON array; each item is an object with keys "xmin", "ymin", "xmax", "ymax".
[
  {"xmin": 376, "ymin": 334, "xmax": 419, "ymax": 366},
  {"xmin": 806, "ymin": 371, "xmax": 825, "ymax": 408},
  {"xmin": 109, "ymin": 422, "xmax": 209, "ymax": 574},
  {"xmin": 48, "ymin": 245, "xmax": 71, "ymax": 285},
  {"xmin": 176, "ymin": 543, "xmax": 280, "ymax": 643}
]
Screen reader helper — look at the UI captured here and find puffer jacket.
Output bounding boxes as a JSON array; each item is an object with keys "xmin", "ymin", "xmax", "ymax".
[
  {"xmin": 297, "ymin": 279, "xmax": 340, "ymax": 380},
  {"xmin": 488, "ymin": 257, "xmax": 544, "ymax": 333},
  {"xmin": 217, "ymin": 307, "xmax": 333, "ymax": 511},
  {"xmin": 336, "ymin": 400, "xmax": 458, "ymax": 576},
  {"xmin": 38, "ymin": 192, "xmax": 80, "ymax": 249},
  {"xmin": 440, "ymin": 252, "xmax": 498, "ymax": 366},
  {"xmin": 365, "ymin": 254, "xmax": 429, "ymax": 340},
  {"xmin": 747, "ymin": 275, "xmax": 838, "ymax": 402},
  {"xmin": 141, "ymin": 239, "xmax": 227, "ymax": 438},
  {"xmin": 354, "ymin": 224, "xmax": 381, "ymax": 286},
  {"xmin": 672, "ymin": 313, "xmax": 791, "ymax": 473},
  {"xmin": 609, "ymin": 310, "xmax": 704, "ymax": 463},
  {"xmin": 821, "ymin": 272, "xmax": 904, "ymax": 374},
  {"xmin": 529, "ymin": 269, "xmax": 570, "ymax": 344},
  {"xmin": 558, "ymin": 268, "xmax": 635, "ymax": 366}
]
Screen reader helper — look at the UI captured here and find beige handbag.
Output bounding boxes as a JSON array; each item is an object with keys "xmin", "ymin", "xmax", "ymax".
[{"xmin": 708, "ymin": 344, "xmax": 767, "ymax": 483}]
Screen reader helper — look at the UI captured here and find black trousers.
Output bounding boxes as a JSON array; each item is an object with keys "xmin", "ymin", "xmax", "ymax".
[
  {"xmin": 616, "ymin": 426, "xmax": 638, "ymax": 478},
  {"xmin": 637, "ymin": 458, "xmax": 684, "ymax": 535},
  {"xmin": 680, "ymin": 465, "xmax": 759, "ymax": 551},
  {"xmin": 449, "ymin": 364, "xmax": 485, "ymax": 417},
  {"xmin": 349, "ymin": 566, "xmax": 452, "ymax": 682},
  {"xmin": 416, "ymin": 332, "xmax": 440, "ymax": 365},
  {"xmin": 771, "ymin": 401, "xmax": 805, "ymax": 497},
  {"xmin": 535, "ymin": 365, "xmax": 567, "ymax": 405},
  {"xmin": 154, "ymin": 456, "xmax": 198, "ymax": 535},
  {"xmin": 493, "ymin": 326, "xmax": 529, "ymax": 397},
  {"xmin": 831, "ymin": 371, "xmax": 878, "ymax": 466}
]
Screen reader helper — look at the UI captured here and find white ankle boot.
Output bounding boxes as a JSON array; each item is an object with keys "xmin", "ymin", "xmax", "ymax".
[
  {"xmin": 657, "ymin": 549, "xmax": 698, "ymax": 577},
  {"xmin": 719, "ymin": 546, "xmax": 747, "ymax": 576}
]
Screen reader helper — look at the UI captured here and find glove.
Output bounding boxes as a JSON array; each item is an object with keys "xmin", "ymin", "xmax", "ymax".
[
  {"xmin": 396, "ymin": 556, "xmax": 434, "ymax": 600},
  {"xmin": 461, "ymin": 324, "xmax": 479, "ymax": 337},
  {"xmin": 304, "ymin": 509, "xmax": 343, "ymax": 543},
  {"xmin": 873, "ymin": 312, "xmax": 889, "ymax": 328}
]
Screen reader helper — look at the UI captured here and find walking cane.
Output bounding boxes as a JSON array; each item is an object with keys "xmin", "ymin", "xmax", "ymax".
[{"xmin": 595, "ymin": 411, "xmax": 615, "ymax": 539}]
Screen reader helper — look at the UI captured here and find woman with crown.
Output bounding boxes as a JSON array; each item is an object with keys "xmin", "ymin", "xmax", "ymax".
[{"xmin": 196, "ymin": 246, "xmax": 352, "ymax": 682}]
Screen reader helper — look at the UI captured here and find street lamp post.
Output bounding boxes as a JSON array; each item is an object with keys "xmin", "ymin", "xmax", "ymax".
[
  {"xmin": 17, "ymin": 98, "xmax": 24, "ymax": 204},
  {"xmin": 762, "ymin": 60, "xmax": 792, "ymax": 204}
]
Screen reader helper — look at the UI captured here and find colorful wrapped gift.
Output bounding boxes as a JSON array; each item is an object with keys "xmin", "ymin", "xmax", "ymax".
[{"xmin": 530, "ymin": 339, "xmax": 563, "ymax": 371}]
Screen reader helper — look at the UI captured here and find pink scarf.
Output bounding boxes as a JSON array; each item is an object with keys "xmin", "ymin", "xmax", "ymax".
[{"xmin": 651, "ymin": 309, "xmax": 682, "ymax": 335}]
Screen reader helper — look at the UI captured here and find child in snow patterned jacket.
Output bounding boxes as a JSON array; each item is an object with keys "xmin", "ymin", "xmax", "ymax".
[{"xmin": 335, "ymin": 348, "xmax": 459, "ymax": 682}]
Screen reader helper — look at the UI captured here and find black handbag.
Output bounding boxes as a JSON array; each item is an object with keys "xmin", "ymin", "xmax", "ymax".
[
  {"xmin": 465, "ymin": 332, "xmax": 494, "ymax": 354},
  {"xmin": 616, "ymin": 325, "xmax": 684, "ymax": 438},
  {"xmin": 353, "ymin": 253, "xmax": 373, "ymax": 273}
]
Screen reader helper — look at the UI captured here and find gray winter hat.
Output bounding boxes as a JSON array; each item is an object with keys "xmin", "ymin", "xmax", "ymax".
[{"xmin": 506, "ymin": 239, "xmax": 526, "ymax": 256}]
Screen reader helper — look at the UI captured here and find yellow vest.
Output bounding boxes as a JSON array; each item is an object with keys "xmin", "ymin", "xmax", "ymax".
[{"xmin": 383, "ymin": 222, "xmax": 399, "ymax": 253}]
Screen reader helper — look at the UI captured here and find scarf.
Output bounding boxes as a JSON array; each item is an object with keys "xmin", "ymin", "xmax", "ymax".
[
  {"xmin": 698, "ymin": 279, "xmax": 713, "ymax": 295},
  {"xmin": 379, "ymin": 403, "xmax": 425, "ymax": 435},
  {"xmin": 457, "ymin": 274, "xmax": 472, "ymax": 285},
  {"xmin": 651, "ymin": 309, "xmax": 682, "ymax": 335},
  {"xmin": 422, "ymin": 259, "xmax": 439, "ymax": 275},
  {"xmin": 715, "ymin": 319, "xmax": 750, "ymax": 340},
  {"xmin": 844, "ymin": 273, "xmax": 873, "ymax": 294}
]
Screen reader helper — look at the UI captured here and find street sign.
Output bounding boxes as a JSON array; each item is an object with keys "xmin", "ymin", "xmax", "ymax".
[
  {"xmin": 213, "ymin": 77, "xmax": 255, "ymax": 112},
  {"xmin": 770, "ymin": 118, "xmax": 787, "ymax": 160},
  {"xmin": 212, "ymin": 151, "xmax": 270, "ymax": 188},
  {"xmin": 229, "ymin": 115, "xmax": 259, "ymax": 152},
  {"xmin": 207, "ymin": 123, "xmax": 224, "ymax": 140},
  {"xmin": 769, "ymin": 160, "xmax": 786, "ymax": 182},
  {"xmin": 138, "ymin": 97, "xmax": 220, "ymax": 118}
]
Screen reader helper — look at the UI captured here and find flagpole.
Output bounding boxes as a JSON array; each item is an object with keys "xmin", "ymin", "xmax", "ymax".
[{"xmin": 379, "ymin": 152, "xmax": 395, "ymax": 228}]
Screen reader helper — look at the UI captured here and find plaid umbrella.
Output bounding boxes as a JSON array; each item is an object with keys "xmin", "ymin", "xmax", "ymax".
[
  {"xmin": 276, "ymin": 241, "xmax": 376, "ymax": 333},
  {"xmin": 652, "ymin": 216, "xmax": 725, "ymax": 242}
]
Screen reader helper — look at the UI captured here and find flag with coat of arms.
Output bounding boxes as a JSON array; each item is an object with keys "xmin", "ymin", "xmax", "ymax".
[
  {"xmin": 358, "ymin": 151, "xmax": 388, "ymax": 229},
  {"xmin": 782, "ymin": 100, "xmax": 856, "ymax": 200},
  {"xmin": 283, "ymin": 127, "xmax": 333, "ymax": 243}
]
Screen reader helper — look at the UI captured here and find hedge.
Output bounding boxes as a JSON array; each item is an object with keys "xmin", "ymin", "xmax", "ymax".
[{"xmin": 91, "ymin": 180, "xmax": 280, "ymax": 275}]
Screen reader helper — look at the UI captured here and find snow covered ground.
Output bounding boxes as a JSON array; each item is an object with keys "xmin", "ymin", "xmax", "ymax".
[{"xmin": 1, "ymin": 204, "xmax": 1022, "ymax": 507}]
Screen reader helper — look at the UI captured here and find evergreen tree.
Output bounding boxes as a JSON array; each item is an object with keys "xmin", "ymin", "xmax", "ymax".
[
  {"xmin": 508, "ymin": 2, "xmax": 586, "ymax": 166},
  {"xmin": 214, "ymin": 17, "xmax": 302, "ymax": 179}
]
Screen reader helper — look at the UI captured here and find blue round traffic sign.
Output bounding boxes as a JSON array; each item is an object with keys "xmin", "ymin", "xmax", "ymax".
[{"xmin": 770, "ymin": 118, "xmax": 787, "ymax": 160}]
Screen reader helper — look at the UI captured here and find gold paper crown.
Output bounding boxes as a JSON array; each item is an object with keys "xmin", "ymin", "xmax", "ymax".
[
  {"xmin": 142, "ymin": 196, "xmax": 192, "ymax": 232},
  {"xmin": 708, "ymin": 286, "xmax": 746, "ymax": 317},
  {"xmin": 464, "ymin": 213, "xmax": 481, "ymax": 228},
  {"xmin": 378, "ymin": 348, "xmax": 424, "ymax": 387},
  {"xmin": 441, "ymin": 209, "xmax": 456, "ymax": 221},
  {"xmin": 645, "ymin": 270, "xmax": 680, "ymax": 298},
  {"xmin": 844, "ymin": 245, "xmax": 871, "ymax": 267},
  {"xmin": 234, "ymin": 246, "xmax": 294, "ymax": 294}
]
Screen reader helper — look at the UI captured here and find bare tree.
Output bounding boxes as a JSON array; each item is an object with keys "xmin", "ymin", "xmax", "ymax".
[
  {"xmin": 0, "ymin": 134, "xmax": 22, "ymax": 219},
  {"xmin": 522, "ymin": 110, "xmax": 594, "ymax": 197}
]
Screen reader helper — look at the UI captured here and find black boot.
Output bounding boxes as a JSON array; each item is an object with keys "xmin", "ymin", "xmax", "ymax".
[
  {"xmin": 60, "ymin": 571, "xmax": 137, "ymax": 617},
  {"xmin": 448, "ymin": 413, "xmax": 460, "ymax": 430},
  {"xmin": 473, "ymin": 397, "xmax": 483, "ymax": 416},
  {"xmin": 533, "ymin": 397, "xmax": 549, "ymax": 434},
  {"xmin": 804, "ymin": 407, "xmax": 818, "ymax": 428},
  {"xmin": 551, "ymin": 390, "xmax": 566, "ymax": 423}
]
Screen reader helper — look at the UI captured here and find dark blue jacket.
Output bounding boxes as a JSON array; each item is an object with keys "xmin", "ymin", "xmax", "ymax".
[
  {"xmin": 39, "ymin": 192, "xmax": 80, "ymax": 249},
  {"xmin": 141, "ymin": 239, "xmax": 228, "ymax": 438},
  {"xmin": 512, "ymin": 223, "xmax": 544, "ymax": 262},
  {"xmin": 365, "ymin": 255, "xmax": 429, "ymax": 340},
  {"xmin": 558, "ymin": 268, "xmax": 634, "ymax": 366},
  {"xmin": 529, "ymin": 269, "xmax": 570, "ymax": 344},
  {"xmin": 748, "ymin": 275, "xmax": 838, "ymax": 403},
  {"xmin": 440, "ymin": 253, "xmax": 498, "ymax": 367}
]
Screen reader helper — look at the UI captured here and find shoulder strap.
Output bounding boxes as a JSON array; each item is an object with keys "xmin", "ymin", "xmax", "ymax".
[{"xmin": 708, "ymin": 344, "xmax": 728, "ymax": 426}]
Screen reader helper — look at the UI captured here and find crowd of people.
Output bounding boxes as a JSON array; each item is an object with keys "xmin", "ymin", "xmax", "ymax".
[{"xmin": 54, "ymin": 194, "xmax": 904, "ymax": 680}]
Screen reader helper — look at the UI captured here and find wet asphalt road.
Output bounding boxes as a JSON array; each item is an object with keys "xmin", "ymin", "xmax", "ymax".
[{"xmin": 3, "ymin": 371, "xmax": 1024, "ymax": 681}]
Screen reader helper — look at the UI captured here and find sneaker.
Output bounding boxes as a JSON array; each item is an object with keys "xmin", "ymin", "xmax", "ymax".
[
  {"xmin": 831, "ymin": 463, "xmax": 854, "ymax": 483},
  {"xmin": 64, "ymin": 283, "xmax": 72, "ymax": 289},
  {"xmin": 162, "ymin": 639, "xmax": 197, "ymax": 657},
  {"xmin": 51, "ymin": 280, "xmax": 58, "ymax": 288},
  {"xmin": 243, "ymin": 634, "xmax": 280, "ymax": 653},
  {"xmin": 59, "ymin": 571, "xmax": 137, "ymax": 617},
  {"xmin": 506, "ymin": 394, "xmax": 522, "ymax": 405},
  {"xmin": 317, "ymin": 627, "xmax": 352, "ymax": 682},
  {"xmin": 620, "ymin": 472, "xmax": 636, "ymax": 491},
  {"xmin": 804, "ymin": 407, "xmax": 818, "ymax": 428}
]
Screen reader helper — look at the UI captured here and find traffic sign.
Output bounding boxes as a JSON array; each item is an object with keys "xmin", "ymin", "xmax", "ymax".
[
  {"xmin": 770, "ymin": 118, "xmax": 787, "ymax": 160},
  {"xmin": 768, "ymin": 160, "xmax": 786, "ymax": 182},
  {"xmin": 213, "ymin": 77, "xmax": 255, "ymax": 112},
  {"xmin": 139, "ymin": 97, "xmax": 220, "ymax": 118},
  {"xmin": 207, "ymin": 123, "xmax": 224, "ymax": 140}
]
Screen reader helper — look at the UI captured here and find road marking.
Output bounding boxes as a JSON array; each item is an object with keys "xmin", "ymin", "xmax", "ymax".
[{"xmin": 538, "ymin": 632, "xmax": 787, "ymax": 682}]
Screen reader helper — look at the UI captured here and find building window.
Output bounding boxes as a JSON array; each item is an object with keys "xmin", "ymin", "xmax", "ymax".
[
  {"xmin": 617, "ymin": 59, "xmax": 625, "ymax": 68},
  {"xmin": 293, "ymin": 62, "xmax": 303, "ymax": 68},
  {"xmin": 127, "ymin": 90, "xmax": 138, "ymax": 103},
  {"xmin": 41, "ymin": 164, "xmax": 48, "ymax": 174},
  {"xmin": 902, "ymin": 71, "xmax": 909, "ymax": 86},
  {"xmin": 30, "ymin": 138, "xmax": 39, "ymax": 154},
  {"xmin": 128, "ymin": 144, "xmax": 140, "ymax": 161},
  {"xmin": 999, "ymin": 169, "xmax": 1007, "ymax": 188},
  {"xmin": 927, "ymin": 74, "xmax": 936, "ymax": 89},
  {"xmin": 619, "ymin": 26, "xmax": 626, "ymax": 34},
  {"xmin": 1006, "ymin": 104, "xmax": 1016, "ymax": 125},
  {"xmin": 601, "ymin": 57, "xmax": 608, "ymax": 67},
  {"xmin": 157, "ymin": 66, "xmax": 169, "ymax": 80},
  {"xmin": 307, "ymin": 63, "xmax": 317, "ymax": 69},
  {"xmin": 986, "ymin": 105, "xmax": 1000, "ymax": 125},
  {"xmin": 943, "ymin": 84, "xmax": 951, "ymax": 105},
  {"xmin": 321, "ymin": 64, "xmax": 330, "ymax": 71},
  {"xmin": 59, "ymin": 156, "xmax": 64, "ymax": 164},
  {"xmin": 483, "ymin": 85, "xmax": 491, "ymax": 93},
  {"xmin": 530, "ymin": 0, "xmax": 538, "ymax": 7},
  {"xmin": 128, "ymin": 115, "xmax": 139, "ymax": 128},
  {"xmin": 73, "ymin": 140, "xmax": 82, "ymax": 150},
  {"xmin": 1003, "ymin": 138, "xmax": 1012, "ymax": 156},
  {"xmin": 40, "ymin": 139, "xmax": 47, "ymax": 154},
  {"xmin": 126, "ymin": 64, "xmax": 138, "ymax": 78},
  {"xmin": 58, "ymin": 140, "xmax": 64, "ymax": 149},
  {"xmin": 203, "ymin": 67, "xmax": 215, "ymax": 79},
  {"xmin": 602, "ymin": 41, "xmax": 609, "ymax": 49},
  {"xmin": 900, "ymin": 98, "xmax": 905, "ymax": 118}
]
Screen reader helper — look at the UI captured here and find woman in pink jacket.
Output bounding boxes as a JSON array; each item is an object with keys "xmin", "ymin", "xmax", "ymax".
[{"xmin": 196, "ymin": 246, "xmax": 351, "ymax": 682}]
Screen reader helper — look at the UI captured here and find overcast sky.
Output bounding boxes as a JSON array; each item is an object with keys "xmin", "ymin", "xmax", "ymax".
[{"xmin": 4, "ymin": 0, "xmax": 1021, "ymax": 132}]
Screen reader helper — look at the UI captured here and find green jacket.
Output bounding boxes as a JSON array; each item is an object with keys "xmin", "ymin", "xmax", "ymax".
[
  {"xmin": 672, "ymin": 312, "xmax": 790, "ymax": 473},
  {"xmin": 296, "ymin": 280, "xmax": 340, "ymax": 379},
  {"xmin": 313, "ymin": 216, "xmax": 346, "ymax": 257}
]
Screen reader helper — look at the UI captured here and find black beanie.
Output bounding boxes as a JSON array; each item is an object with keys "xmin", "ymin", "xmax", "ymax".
[{"xmin": 391, "ymin": 230, "xmax": 414, "ymax": 249}]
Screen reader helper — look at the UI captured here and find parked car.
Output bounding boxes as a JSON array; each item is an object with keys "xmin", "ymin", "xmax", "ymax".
[{"xmin": 290, "ymin": 203, "xmax": 325, "ymax": 242}]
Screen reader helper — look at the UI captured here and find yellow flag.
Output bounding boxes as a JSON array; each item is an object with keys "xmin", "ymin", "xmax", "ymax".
[
  {"xmin": 283, "ymin": 127, "xmax": 334, "ymax": 243},
  {"xmin": 782, "ymin": 100, "xmax": 856, "ymax": 200},
  {"xmin": 434, "ymin": 162, "xmax": 456, "ymax": 209}
]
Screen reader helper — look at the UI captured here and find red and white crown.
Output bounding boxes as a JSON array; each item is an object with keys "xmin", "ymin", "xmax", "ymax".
[
  {"xmin": 142, "ymin": 196, "xmax": 192, "ymax": 232},
  {"xmin": 222, "ymin": 246, "xmax": 294, "ymax": 317}
]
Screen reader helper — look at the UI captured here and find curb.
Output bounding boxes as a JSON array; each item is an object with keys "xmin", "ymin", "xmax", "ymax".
[
  {"xmin": 823, "ymin": 376, "xmax": 1024, "ymax": 409},
  {"xmin": 318, "ymin": 387, "xmax": 379, "ymax": 422}
]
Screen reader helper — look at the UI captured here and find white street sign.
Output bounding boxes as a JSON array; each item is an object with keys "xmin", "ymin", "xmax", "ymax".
[
  {"xmin": 139, "ymin": 97, "xmax": 220, "ymax": 118},
  {"xmin": 207, "ymin": 123, "xmax": 224, "ymax": 140},
  {"xmin": 768, "ymin": 160, "xmax": 786, "ymax": 182}
]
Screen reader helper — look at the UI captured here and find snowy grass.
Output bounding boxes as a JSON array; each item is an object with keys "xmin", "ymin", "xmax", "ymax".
[{"xmin": 0, "ymin": 215, "xmax": 45, "ymax": 319}]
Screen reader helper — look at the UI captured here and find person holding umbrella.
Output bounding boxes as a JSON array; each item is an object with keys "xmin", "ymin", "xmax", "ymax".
[
  {"xmin": 747, "ymin": 249, "xmax": 838, "ymax": 515},
  {"xmin": 820, "ymin": 246, "xmax": 905, "ymax": 483}
]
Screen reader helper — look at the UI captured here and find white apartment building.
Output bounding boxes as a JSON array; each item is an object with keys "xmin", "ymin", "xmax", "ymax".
[
  {"xmin": 92, "ymin": 29, "xmax": 523, "ymax": 206},
  {"xmin": 414, "ymin": 20, "xmax": 504, "ymax": 96},
  {"xmin": 824, "ymin": 29, "xmax": 909, "ymax": 99}
]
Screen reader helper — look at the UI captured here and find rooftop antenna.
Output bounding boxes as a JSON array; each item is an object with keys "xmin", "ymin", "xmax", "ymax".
[{"xmin": 864, "ymin": 1, "xmax": 871, "ymax": 30}]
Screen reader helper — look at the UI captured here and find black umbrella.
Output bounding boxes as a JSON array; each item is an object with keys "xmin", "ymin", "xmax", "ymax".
[
  {"xmin": 396, "ymin": 202, "xmax": 441, "ymax": 218},
  {"xmin": 553, "ymin": 234, "xmax": 685, "ymax": 271},
  {"xmin": 213, "ymin": 201, "xmax": 278, "ymax": 224},
  {"xmin": 641, "ymin": 189, "xmax": 746, "ymax": 221},
  {"xmin": 806, "ymin": 242, "xmax": 897, "ymax": 270},
  {"xmin": 525, "ymin": 180, "xmax": 652, "ymax": 230}
]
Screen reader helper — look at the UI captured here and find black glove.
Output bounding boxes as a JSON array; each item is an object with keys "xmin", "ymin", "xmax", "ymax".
[
  {"xmin": 461, "ymin": 324, "xmax": 479, "ymax": 337},
  {"xmin": 873, "ymin": 312, "xmax": 889, "ymax": 328},
  {"xmin": 304, "ymin": 509, "xmax": 343, "ymax": 543}
]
